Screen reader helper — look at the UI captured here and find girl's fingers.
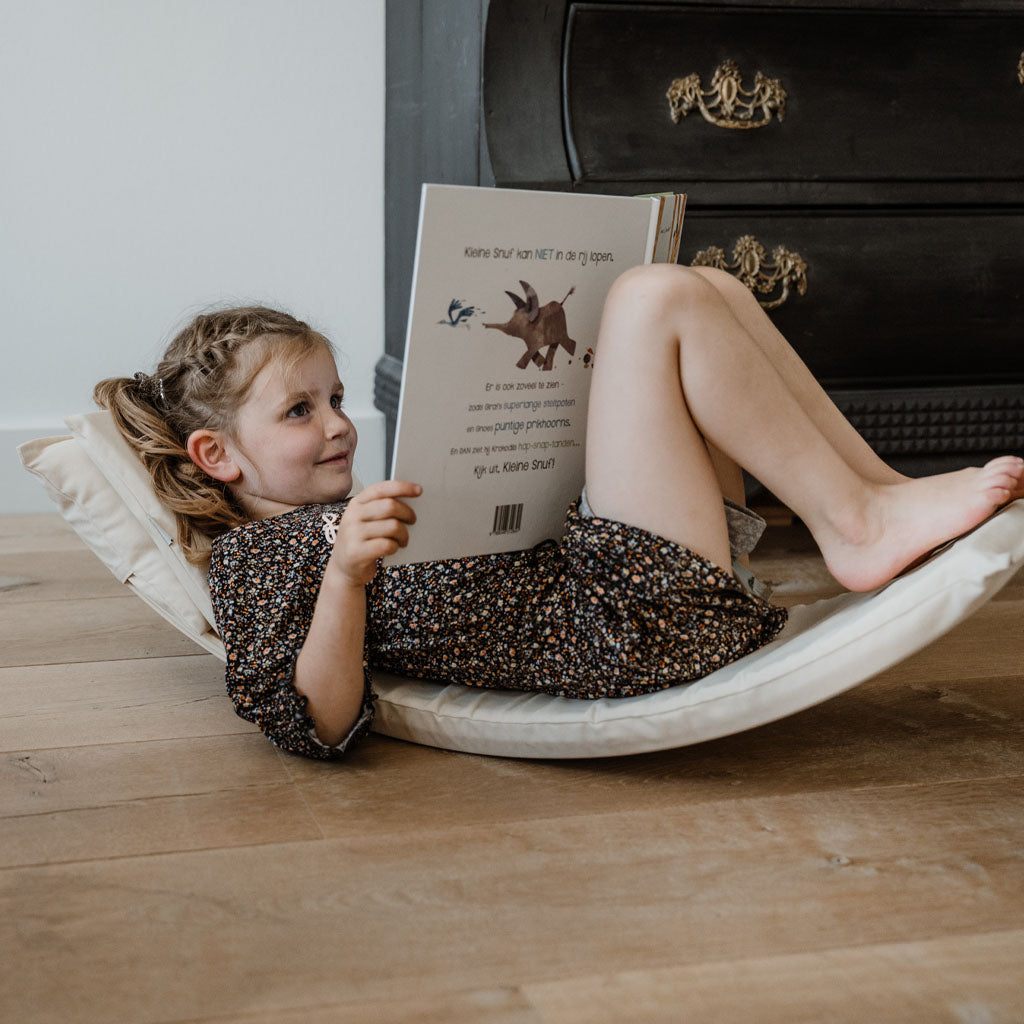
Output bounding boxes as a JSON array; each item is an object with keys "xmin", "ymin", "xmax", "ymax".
[
  {"xmin": 338, "ymin": 512, "xmax": 410, "ymax": 546},
  {"xmin": 353, "ymin": 498, "xmax": 417, "ymax": 524},
  {"xmin": 352, "ymin": 520, "xmax": 409, "ymax": 548},
  {"xmin": 349, "ymin": 487, "xmax": 421, "ymax": 524},
  {"xmin": 363, "ymin": 499, "xmax": 414, "ymax": 523},
  {"xmin": 331, "ymin": 482, "xmax": 420, "ymax": 574},
  {"xmin": 355, "ymin": 480, "xmax": 422, "ymax": 504},
  {"xmin": 350, "ymin": 537, "xmax": 401, "ymax": 567}
]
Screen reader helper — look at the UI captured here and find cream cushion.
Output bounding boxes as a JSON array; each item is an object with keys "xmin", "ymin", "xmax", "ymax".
[
  {"xmin": 19, "ymin": 413, "xmax": 1024, "ymax": 759},
  {"xmin": 19, "ymin": 430, "xmax": 223, "ymax": 657},
  {"xmin": 64, "ymin": 411, "xmax": 220, "ymax": 631}
]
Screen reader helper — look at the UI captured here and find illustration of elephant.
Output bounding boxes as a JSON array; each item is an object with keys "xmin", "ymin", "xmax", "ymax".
[{"xmin": 484, "ymin": 280, "xmax": 576, "ymax": 370}]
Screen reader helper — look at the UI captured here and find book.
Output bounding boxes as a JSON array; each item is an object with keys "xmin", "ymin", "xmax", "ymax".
[{"xmin": 388, "ymin": 183, "xmax": 686, "ymax": 564}]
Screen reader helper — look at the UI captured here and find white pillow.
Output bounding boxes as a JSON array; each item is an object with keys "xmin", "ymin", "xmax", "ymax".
[
  {"xmin": 18, "ymin": 434, "xmax": 221, "ymax": 653},
  {"xmin": 19, "ymin": 418, "xmax": 1024, "ymax": 759},
  {"xmin": 65, "ymin": 411, "xmax": 220, "ymax": 631}
]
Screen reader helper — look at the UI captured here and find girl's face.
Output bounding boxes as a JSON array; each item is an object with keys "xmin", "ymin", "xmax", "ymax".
[{"xmin": 227, "ymin": 344, "xmax": 357, "ymax": 518}]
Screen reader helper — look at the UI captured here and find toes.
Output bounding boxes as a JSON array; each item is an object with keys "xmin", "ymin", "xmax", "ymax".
[
  {"xmin": 981, "ymin": 458, "xmax": 1024, "ymax": 489},
  {"xmin": 988, "ymin": 470, "xmax": 1020, "ymax": 490},
  {"xmin": 985, "ymin": 455, "xmax": 1024, "ymax": 473}
]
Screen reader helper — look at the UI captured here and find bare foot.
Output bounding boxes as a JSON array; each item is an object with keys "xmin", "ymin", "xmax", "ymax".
[{"xmin": 817, "ymin": 456, "xmax": 1024, "ymax": 592}]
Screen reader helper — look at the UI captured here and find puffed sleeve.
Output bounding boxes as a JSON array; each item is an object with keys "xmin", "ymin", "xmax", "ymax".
[{"xmin": 208, "ymin": 509, "xmax": 376, "ymax": 760}]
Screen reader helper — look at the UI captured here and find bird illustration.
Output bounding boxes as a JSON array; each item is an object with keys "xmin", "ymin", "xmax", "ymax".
[{"xmin": 438, "ymin": 298, "xmax": 478, "ymax": 328}]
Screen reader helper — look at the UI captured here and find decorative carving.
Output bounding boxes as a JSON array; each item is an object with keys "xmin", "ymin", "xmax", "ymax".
[
  {"xmin": 1018, "ymin": 51, "xmax": 1024, "ymax": 84},
  {"xmin": 691, "ymin": 236, "xmax": 807, "ymax": 310},
  {"xmin": 667, "ymin": 60, "xmax": 787, "ymax": 129}
]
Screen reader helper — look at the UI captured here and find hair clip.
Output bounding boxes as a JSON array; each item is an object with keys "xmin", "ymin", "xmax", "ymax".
[
  {"xmin": 133, "ymin": 371, "xmax": 167, "ymax": 407},
  {"xmin": 322, "ymin": 512, "xmax": 339, "ymax": 544}
]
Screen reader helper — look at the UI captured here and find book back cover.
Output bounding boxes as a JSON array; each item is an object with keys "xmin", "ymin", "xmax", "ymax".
[{"xmin": 390, "ymin": 184, "xmax": 683, "ymax": 564}]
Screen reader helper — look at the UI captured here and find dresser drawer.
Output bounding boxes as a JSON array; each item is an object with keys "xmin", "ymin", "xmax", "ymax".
[
  {"xmin": 680, "ymin": 209, "xmax": 1024, "ymax": 385},
  {"xmin": 565, "ymin": 3, "xmax": 1024, "ymax": 184}
]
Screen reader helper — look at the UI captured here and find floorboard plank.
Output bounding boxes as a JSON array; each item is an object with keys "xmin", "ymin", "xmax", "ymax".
[
  {"xmin": 884, "ymin": 600, "xmax": 1024, "ymax": 684},
  {"xmin": 0, "ymin": 549, "xmax": 124, "ymax": 603},
  {"xmin": 178, "ymin": 988, "xmax": 542, "ymax": 1024},
  {"xmin": 1, "ymin": 731, "xmax": 317, "ymax": 870},
  {"xmin": 0, "ymin": 733, "xmax": 287, "ymax": 818},
  {"xmin": 1, "ymin": 596, "xmax": 204, "ymax": 667},
  {"xmin": 0, "ymin": 514, "xmax": 84, "ymax": 554},
  {"xmin": 2, "ymin": 776, "xmax": 1022, "ymax": 1024},
  {"xmin": 1, "ymin": 781, "xmax": 322, "ymax": 869},
  {"xmin": 522, "ymin": 929, "xmax": 1024, "ymax": 1024},
  {"xmin": 0, "ymin": 655, "xmax": 245, "ymax": 751}
]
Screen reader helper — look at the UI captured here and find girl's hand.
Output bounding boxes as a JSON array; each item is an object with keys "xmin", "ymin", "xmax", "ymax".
[{"xmin": 327, "ymin": 480, "xmax": 422, "ymax": 586}]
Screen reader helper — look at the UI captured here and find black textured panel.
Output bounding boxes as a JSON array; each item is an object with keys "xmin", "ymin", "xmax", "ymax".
[{"xmin": 834, "ymin": 387, "xmax": 1024, "ymax": 456}]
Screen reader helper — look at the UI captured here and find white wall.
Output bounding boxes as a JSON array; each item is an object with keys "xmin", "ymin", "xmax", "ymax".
[{"xmin": 2, "ymin": 0, "xmax": 386, "ymax": 512}]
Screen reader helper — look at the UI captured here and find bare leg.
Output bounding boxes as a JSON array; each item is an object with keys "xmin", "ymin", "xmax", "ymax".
[
  {"xmin": 689, "ymin": 265, "xmax": 906, "ymax": 486},
  {"xmin": 586, "ymin": 286, "xmax": 735, "ymax": 571},
  {"xmin": 692, "ymin": 265, "xmax": 1024, "ymax": 503},
  {"xmin": 586, "ymin": 264, "xmax": 1023, "ymax": 592},
  {"xmin": 603, "ymin": 264, "xmax": 874, "ymax": 514}
]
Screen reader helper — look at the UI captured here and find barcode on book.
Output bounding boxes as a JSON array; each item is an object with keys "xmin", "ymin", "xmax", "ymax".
[{"xmin": 491, "ymin": 502, "xmax": 524, "ymax": 535}]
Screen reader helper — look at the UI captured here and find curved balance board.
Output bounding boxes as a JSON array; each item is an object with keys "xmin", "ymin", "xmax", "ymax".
[{"xmin": 370, "ymin": 501, "xmax": 1024, "ymax": 758}]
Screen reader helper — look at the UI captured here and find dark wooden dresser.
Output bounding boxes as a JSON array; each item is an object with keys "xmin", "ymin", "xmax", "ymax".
[{"xmin": 380, "ymin": 0, "xmax": 1024, "ymax": 475}]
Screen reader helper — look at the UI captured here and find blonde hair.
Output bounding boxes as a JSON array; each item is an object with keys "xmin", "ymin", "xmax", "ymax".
[{"xmin": 94, "ymin": 306, "xmax": 332, "ymax": 565}]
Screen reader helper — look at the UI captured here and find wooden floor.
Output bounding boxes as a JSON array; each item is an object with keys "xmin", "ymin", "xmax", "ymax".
[{"xmin": 2, "ymin": 513, "xmax": 1023, "ymax": 1024}]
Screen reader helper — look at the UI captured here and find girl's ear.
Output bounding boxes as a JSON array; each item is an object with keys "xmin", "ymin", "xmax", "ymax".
[{"xmin": 186, "ymin": 429, "xmax": 241, "ymax": 483}]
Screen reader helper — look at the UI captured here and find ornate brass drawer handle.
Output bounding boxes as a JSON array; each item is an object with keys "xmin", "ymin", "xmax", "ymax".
[
  {"xmin": 1018, "ymin": 51, "xmax": 1023, "ymax": 84},
  {"xmin": 691, "ymin": 236, "xmax": 807, "ymax": 310},
  {"xmin": 667, "ymin": 60, "xmax": 787, "ymax": 129}
]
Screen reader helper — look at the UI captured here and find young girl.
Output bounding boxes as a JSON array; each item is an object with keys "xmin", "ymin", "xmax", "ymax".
[{"xmin": 95, "ymin": 265, "xmax": 1024, "ymax": 761}]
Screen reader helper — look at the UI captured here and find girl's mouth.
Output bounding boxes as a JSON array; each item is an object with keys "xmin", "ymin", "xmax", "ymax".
[{"xmin": 319, "ymin": 452, "xmax": 350, "ymax": 465}]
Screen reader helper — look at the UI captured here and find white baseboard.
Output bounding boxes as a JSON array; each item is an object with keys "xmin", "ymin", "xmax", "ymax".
[{"xmin": 3, "ymin": 408, "xmax": 386, "ymax": 515}]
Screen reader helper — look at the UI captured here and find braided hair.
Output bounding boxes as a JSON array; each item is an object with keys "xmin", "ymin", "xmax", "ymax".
[{"xmin": 94, "ymin": 307, "xmax": 332, "ymax": 565}]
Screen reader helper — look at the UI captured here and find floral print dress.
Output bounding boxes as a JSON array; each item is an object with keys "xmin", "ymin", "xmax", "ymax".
[{"xmin": 208, "ymin": 499, "xmax": 787, "ymax": 760}]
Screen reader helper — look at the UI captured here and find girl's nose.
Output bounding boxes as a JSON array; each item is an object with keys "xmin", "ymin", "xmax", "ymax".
[{"xmin": 323, "ymin": 408, "xmax": 350, "ymax": 439}]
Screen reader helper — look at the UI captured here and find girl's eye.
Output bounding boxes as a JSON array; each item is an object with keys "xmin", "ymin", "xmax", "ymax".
[
  {"xmin": 331, "ymin": 394, "xmax": 344, "ymax": 411},
  {"xmin": 287, "ymin": 402, "xmax": 309, "ymax": 418}
]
